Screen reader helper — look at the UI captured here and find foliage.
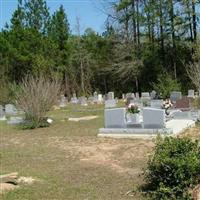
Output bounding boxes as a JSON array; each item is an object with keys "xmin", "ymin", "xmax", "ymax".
[
  {"xmin": 0, "ymin": 0, "xmax": 200, "ymax": 96},
  {"xmin": 127, "ymin": 104, "xmax": 140, "ymax": 114},
  {"xmin": 15, "ymin": 75, "xmax": 61, "ymax": 129},
  {"xmin": 193, "ymin": 97, "xmax": 200, "ymax": 109},
  {"xmin": 153, "ymin": 72, "xmax": 181, "ymax": 98},
  {"xmin": 145, "ymin": 137, "xmax": 200, "ymax": 200},
  {"xmin": 186, "ymin": 61, "xmax": 200, "ymax": 92}
]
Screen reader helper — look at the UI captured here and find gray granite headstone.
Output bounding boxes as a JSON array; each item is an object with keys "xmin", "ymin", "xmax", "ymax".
[
  {"xmin": 143, "ymin": 107, "xmax": 165, "ymax": 128},
  {"xmin": 150, "ymin": 100, "xmax": 163, "ymax": 109},
  {"xmin": 105, "ymin": 99, "xmax": 116, "ymax": 108},
  {"xmin": 170, "ymin": 91, "xmax": 182, "ymax": 102},
  {"xmin": 104, "ymin": 108, "xmax": 126, "ymax": 128}
]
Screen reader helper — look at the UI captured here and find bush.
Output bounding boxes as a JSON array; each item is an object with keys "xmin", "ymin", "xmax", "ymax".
[
  {"xmin": 153, "ymin": 72, "xmax": 181, "ymax": 99},
  {"xmin": 16, "ymin": 75, "xmax": 61, "ymax": 129},
  {"xmin": 0, "ymin": 81, "xmax": 20, "ymax": 105},
  {"xmin": 193, "ymin": 97, "xmax": 200, "ymax": 109},
  {"xmin": 144, "ymin": 137, "xmax": 200, "ymax": 200}
]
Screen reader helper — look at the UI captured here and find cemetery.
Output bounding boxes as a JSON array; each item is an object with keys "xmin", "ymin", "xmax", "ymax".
[{"xmin": 1, "ymin": 0, "xmax": 200, "ymax": 199}]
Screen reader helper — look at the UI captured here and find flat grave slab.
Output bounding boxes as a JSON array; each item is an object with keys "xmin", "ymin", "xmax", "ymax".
[{"xmin": 98, "ymin": 119, "xmax": 195, "ymax": 139}]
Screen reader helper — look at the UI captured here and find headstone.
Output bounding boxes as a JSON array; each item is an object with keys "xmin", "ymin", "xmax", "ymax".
[
  {"xmin": 93, "ymin": 91, "xmax": 98, "ymax": 103},
  {"xmin": 141, "ymin": 92, "xmax": 150, "ymax": 99},
  {"xmin": 5, "ymin": 104, "xmax": 18, "ymax": 115},
  {"xmin": 175, "ymin": 97, "xmax": 191, "ymax": 111},
  {"xmin": 150, "ymin": 90, "xmax": 157, "ymax": 99},
  {"xmin": 107, "ymin": 92, "xmax": 114, "ymax": 100},
  {"xmin": 98, "ymin": 94, "xmax": 103, "ymax": 103},
  {"xmin": 143, "ymin": 107, "xmax": 165, "ymax": 128},
  {"xmin": 126, "ymin": 97, "xmax": 134, "ymax": 106},
  {"xmin": 0, "ymin": 105, "xmax": 6, "ymax": 121},
  {"xmin": 170, "ymin": 91, "xmax": 182, "ymax": 102},
  {"xmin": 188, "ymin": 90, "xmax": 195, "ymax": 98},
  {"xmin": 71, "ymin": 93, "xmax": 78, "ymax": 104},
  {"xmin": 150, "ymin": 100, "xmax": 163, "ymax": 109},
  {"xmin": 126, "ymin": 93, "xmax": 135, "ymax": 99},
  {"xmin": 7, "ymin": 117, "xmax": 24, "ymax": 125},
  {"xmin": 135, "ymin": 92, "xmax": 140, "ymax": 99},
  {"xmin": 105, "ymin": 99, "xmax": 116, "ymax": 108},
  {"xmin": 104, "ymin": 108, "xmax": 126, "ymax": 128},
  {"xmin": 59, "ymin": 95, "xmax": 67, "ymax": 108},
  {"xmin": 122, "ymin": 94, "xmax": 125, "ymax": 99},
  {"xmin": 88, "ymin": 96, "xmax": 94, "ymax": 104},
  {"xmin": 79, "ymin": 96, "xmax": 88, "ymax": 106}
]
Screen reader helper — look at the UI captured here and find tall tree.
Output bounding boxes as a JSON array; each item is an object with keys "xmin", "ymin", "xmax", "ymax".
[{"xmin": 24, "ymin": 0, "xmax": 50, "ymax": 33}]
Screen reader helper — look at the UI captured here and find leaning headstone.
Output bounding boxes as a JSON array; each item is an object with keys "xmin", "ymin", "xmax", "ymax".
[
  {"xmin": 5, "ymin": 104, "xmax": 18, "ymax": 115},
  {"xmin": 7, "ymin": 117, "xmax": 24, "ymax": 125},
  {"xmin": 0, "ymin": 105, "xmax": 6, "ymax": 121},
  {"xmin": 105, "ymin": 99, "xmax": 116, "ymax": 108},
  {"xmin": 170, "ymin": 91, "xmax": 182, "ymax": 102},
  {"xmin": 188, "ymin": 90, "xmax": 195, "ymax": 98}
]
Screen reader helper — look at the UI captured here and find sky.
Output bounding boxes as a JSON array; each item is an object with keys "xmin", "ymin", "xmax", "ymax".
[{"xmin": 0, "ymin": 0, "xmax": 108, "ymax": 34}]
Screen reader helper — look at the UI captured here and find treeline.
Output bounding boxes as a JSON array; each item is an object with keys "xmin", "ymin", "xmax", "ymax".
[{"xmin": 0, "ymin": 0, "xmax": 199, "ymax": 98}]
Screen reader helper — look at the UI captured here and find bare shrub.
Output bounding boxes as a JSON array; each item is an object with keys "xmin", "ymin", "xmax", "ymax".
[
  {"xmin": 16, "ymin": 75, "xmax": 61, "ymax": 128},
  {"xmin": 186, "ymin": 62, "xmax": 200, "ymax": 92}
]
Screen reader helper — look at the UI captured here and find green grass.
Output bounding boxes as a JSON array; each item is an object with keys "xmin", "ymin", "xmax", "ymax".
[{"xmin": 0, "ymin": 103, "xmax": 199, "ymax": 200}]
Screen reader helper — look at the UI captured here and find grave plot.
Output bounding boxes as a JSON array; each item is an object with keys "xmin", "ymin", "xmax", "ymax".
[{"xmin": 99, "ymin": 93, "xmax": 198, "ymax": 139}]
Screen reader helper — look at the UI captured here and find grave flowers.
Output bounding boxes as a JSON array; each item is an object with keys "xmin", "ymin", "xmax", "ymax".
[{"xmin": 126, "ymin": 103, "xmax": 140, "ymax": 123}]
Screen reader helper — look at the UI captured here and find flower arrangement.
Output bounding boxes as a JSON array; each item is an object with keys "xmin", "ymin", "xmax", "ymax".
[{"xmin": 127, "ymin": 103, "xmax": 140, "ymax": 114}]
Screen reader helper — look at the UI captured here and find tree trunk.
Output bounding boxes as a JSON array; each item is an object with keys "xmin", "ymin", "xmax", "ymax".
[
  {"xmin": 64, "ymin": 72, "xmax": 70, "ymax": 99},
  {"xmin": 80, "ymin": 59, "xmax": 85, "ymax": 95},
  {"xmin": 132, "ymin": 0, "xmax": 137, "ymax": 45},
  {"xmin": 159, "ymin": 0, "xmax": 165, "ymax": 65},
  {"xmin": 192, "ymin": 0, "xmax": 197, "ymax": 43},
  {"xmin": 136, "ymin": 0, "xmax": 140, "ymax": 45},
  {"xmin": 169, "ymin": 0, "xmax": 177, "ymax": 79}
]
